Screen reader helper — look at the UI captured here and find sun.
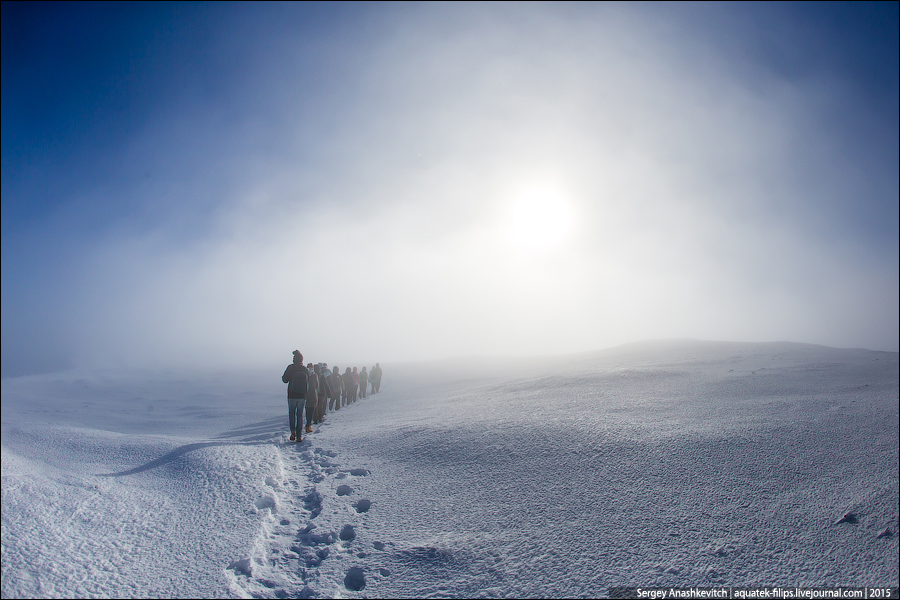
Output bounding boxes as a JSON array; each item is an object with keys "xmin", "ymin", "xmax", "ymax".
[{"xmin": 503, "ymin": 187, "xmax": 574, "ymax": 252}]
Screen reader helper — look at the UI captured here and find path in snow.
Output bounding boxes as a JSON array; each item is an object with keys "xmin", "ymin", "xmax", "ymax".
[{"xmin": 224, "ymin": 431, "xmax": 380, "ymax": 598}]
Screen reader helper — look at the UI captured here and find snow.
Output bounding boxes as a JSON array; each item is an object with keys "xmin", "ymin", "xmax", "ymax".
[{"xmin": 2, "ymin": 340, "xmax": 897, "ymax": 598}]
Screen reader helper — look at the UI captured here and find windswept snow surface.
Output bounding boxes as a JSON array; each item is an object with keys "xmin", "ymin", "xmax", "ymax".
[{"xmin": 2, "ymin": 341, "xmax": 897, "ymax": 598}]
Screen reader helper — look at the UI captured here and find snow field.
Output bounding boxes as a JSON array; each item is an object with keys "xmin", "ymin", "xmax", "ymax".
[{"xmin": 2, "ymin": 341, "xmax": 898, "ymax": 598}]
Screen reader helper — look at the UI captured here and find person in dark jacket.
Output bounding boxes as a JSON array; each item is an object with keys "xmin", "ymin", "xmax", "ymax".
[
  {"xmin": 351, "ymin": 367, "xmax": 359, "ymax": 403},
  {"xmin": 359, "ymin": 367, "xmax": 368, "ymax": 399},
  {"xmin": 281, "ymin": 350, "xmax": 307, "ymax": 442},
  {"xmin": 315, "ymin": 364, "xmax": 328, "ymax": 424},
  {"xmin": 373, "ymin": 363, "xmax": 383, "ymax": 393},
  {"xmin": 305, "ymin": 363, "xmax": 318, "ymax": 433},
  {"xmin": 342, "ymin": 367, "xmax": 354, "ymax": 405},
  {"xmin": 319, "ymin": 363, "xmax": 333, "ymax": 418},
  {"xmin": 331, "ymin": 365, "xmax": 343, "ymax": 410}
]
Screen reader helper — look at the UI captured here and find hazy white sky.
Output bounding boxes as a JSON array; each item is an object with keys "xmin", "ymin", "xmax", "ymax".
[{"xmin": 2, "ymin": 2, "xmax": 898, "ymax": 376}]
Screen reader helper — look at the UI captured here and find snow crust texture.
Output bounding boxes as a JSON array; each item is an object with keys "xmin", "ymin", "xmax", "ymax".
[{"xmin": 2, "ymin": 341, "xmax": 898, "ymax": 598}]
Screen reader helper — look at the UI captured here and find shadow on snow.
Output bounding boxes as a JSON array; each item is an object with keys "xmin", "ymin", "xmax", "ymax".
[{"xmin": 97, "ymin": 416, "xmax": 285, "ymax": 477}]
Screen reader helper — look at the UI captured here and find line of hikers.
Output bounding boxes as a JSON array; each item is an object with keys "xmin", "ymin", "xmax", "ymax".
[{"xmin": 281, "ymin": 350, "xmax": 383, "ymax": 442}]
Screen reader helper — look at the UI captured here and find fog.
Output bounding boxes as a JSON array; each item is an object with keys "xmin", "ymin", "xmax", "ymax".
[{"xmin": 2, "ymin": 3, "xmax": 897, "ymax": 377}]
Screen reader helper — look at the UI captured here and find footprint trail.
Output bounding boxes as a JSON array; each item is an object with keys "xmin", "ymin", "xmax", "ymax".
[{"xmin": 225, "ymin": 432, "xmax": 381, "ymax": 598}]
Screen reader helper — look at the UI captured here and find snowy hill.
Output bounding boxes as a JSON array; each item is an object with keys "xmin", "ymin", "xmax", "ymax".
[{"xmin": 2, "ymin": 340, "xmax": 897, "ymax": 598}]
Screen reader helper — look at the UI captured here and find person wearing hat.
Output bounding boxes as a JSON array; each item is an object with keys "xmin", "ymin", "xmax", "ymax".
[{"xmin": 281, "ymin": 350, "xmax": 307, "ymax": 442}]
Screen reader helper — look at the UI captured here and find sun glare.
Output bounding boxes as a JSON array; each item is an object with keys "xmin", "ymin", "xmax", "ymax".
[{"xmin": 503, "ymin": 187, "xmax": 574, "ymax": 252}]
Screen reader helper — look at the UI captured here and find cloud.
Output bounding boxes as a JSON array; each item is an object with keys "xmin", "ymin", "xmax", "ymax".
[{"xmin": 3, "ymin": 3, "xmax": 897, "ymax": 376}]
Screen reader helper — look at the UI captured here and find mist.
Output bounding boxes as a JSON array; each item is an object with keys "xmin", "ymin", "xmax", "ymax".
[{"xmin": 2, "ymin": 2, "xmax": 898, "ymax": 377}]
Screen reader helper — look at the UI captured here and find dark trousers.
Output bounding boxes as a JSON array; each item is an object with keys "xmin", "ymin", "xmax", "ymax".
[
  {"xmin": 306, "ymin": 399, "xmax": 316, "ymax": 428},
  {"xmin": 315, "ymin": 397, "xmax": 326, "ymax": 423}
]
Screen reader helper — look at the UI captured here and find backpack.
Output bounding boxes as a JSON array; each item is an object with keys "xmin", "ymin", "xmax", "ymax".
[{"xmin": 288, "ymin": 366, "xmax": 308, "ymax": 398}]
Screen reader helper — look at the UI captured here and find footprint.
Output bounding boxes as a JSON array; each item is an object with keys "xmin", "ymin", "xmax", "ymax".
[
  {"xmin": 379, "ymin": 568, "xmax": 391, "ymax": 577},
  {"xmin": 336, "ymin": 484, "xmax": 353, "ymax": 496},
  {"xmin": 300, "ymin": 523, "xmax": 335, "ymax": 545},
  {"xmin": 303, "ymin": 547, "xmax": 330, "ymax": 567},
  {"xmin": 340, "ymin": 525, "xmax": 356, "ymax": 542},
  {"xmin": 303, "ymin": 489, "xmax": 323, "ymax": 518},
  {"xmin": 228, "ymin": 557, "xmax": 253, "ymax": 576},
  {"xmin": 254, "ymin": 496, "xmax": 276, "ymax": 510},
  {"xmin": 353, "ymin": 499, "xmax": 371, "ymax": 513},
  {"xmin": 373, "ymin": 541, "xmax": 385, "ymax": 551},
  {"xmin": 348, "ymin": 468, "xmax": 369, "ymax": 476},
  {"xmin": 344, "ymin": 567, "xmax": 366, "ymax": 591}
]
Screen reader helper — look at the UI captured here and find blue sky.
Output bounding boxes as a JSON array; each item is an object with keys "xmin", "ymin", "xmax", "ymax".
[{"xmin": 2, "ymin": 2, "xmax": 898, "ymax": 377}]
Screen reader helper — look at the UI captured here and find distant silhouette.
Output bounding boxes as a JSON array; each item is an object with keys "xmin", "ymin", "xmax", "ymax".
[
  {"xmin": 342, "ymin": 367, "xmax": 354, "ymax": 405},
  {"xmin": 305, "ymin": 363, "xmax": 318, "ymax": 433},
  {"xmin": 359, "ymin": 367, "xmax": 368, "ymax": 399},
  {"xmin": 315, "ymin": 364, "xmax": 328, "ymax": 423},
  {"xmin": 373, "ymin": 363, "xmax": 383, "ymax": 393},
  {"xmin": 323, "ymin": 365, "xmax": 335, "ymax": 412},
  {"xmin": 331, "ymin": 365, "xmax": 343, "ymax": 410}
]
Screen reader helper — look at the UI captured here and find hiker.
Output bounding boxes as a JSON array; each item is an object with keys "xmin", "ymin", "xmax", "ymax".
[
  {"xmin": 359, "ymin": 367, "xmax": 368, "ymax": 399},
  {"xmin": 320, "ymin": 363, "xmax": 333, "ymax": 416},
  {"xmin": 315, "ymin": 364, "xmax": 328, "ymax": 424},
  {"xmin": 305, "ymin": 363, "xmax": 319, "ymax": 433},
  {"xmin": 351, "ymin": 367, "xmax": 359, "ymax": 403},
  {"xmin": 343, "ymin": 367, "xmax": 354, "ymax": 404},
  {"xmin": 373, "ymin": 363, "xmax": 383, "ymax": 393},
  {"xmin": 329, "ymin": 365, "xmax": 342, "ymax": 410},
  {"xmin": 341, "ymin": 367, "xmax": 350, "ymax": 406},
  {"xmin": 370, "ymin": 365, "xmax": 377, "ymax": 395},
  {"xmin": 281, "ymin": 350, "xmax": 307, "ymax": 442}
]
